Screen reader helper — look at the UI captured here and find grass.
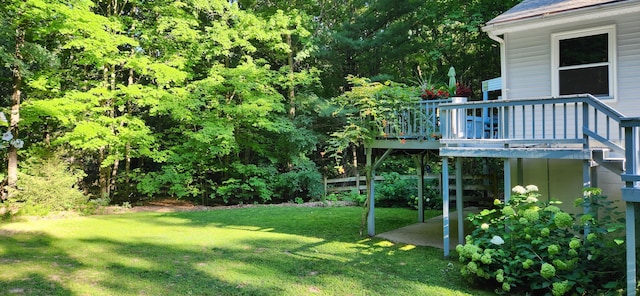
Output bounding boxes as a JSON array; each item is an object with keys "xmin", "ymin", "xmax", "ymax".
[{"xmin": 0, "ymin": 206, "xmax": 494, "ymax": 296}]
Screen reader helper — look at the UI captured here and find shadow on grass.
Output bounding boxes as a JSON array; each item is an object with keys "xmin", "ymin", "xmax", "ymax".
[
  {"xmin": 114, "ymin": 206, "xmax": 437, "ymax": 242},
  {"xmin": 0, "ymin": 207, "xmax": 493, "ymax": 295},
  {"xmin": 0, "ymin": 232, "xmax": 78, "ymax": 295}
]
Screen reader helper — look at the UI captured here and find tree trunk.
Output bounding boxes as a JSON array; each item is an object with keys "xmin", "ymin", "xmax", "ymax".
[
  {"xmin": 108, "ymin": 64, "xmax": 119, "ymax": 196},
  {"xmin": 99, "ymin": 147, "xmax": 110, "ymax": 198},
  {"xmin": 99, "ymin": 65, "xmax": 111, "ymax": 198},
  {"xmin": 124, "ymin": 67, "xmax": 133, "ymax": 198},
  {"xmin": 287, "ymin": 33, "xmax": 295, "ymax": 119},
  {"xmin": 7, "ymin": 27, "xmax": 25, "ymax": 189},
  {"xmin": 352, "ymin": 145, "xmax": 359, "ymax": 192}
]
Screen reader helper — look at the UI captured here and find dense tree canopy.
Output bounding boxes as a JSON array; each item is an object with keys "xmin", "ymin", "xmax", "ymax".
[{"xmin": 0, "ymin": 0, "xmax": 520, "ymax": 207}]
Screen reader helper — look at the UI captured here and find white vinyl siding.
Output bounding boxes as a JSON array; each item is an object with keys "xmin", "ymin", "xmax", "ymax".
[
  {"xmin": 501, "ymin": 12, "xmax": 640, "ymax": 141},
  {"xmin": 616, "ymin": 16, "xmax": 640, "ymax": 116},
  {"xmin": 505, "ymin": 32, "xmax": 551, "ymax": 99}
]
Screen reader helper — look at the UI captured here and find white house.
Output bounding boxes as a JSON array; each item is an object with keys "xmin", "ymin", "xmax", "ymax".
[
  {"xmin": 478, "ymin": 1, "xmax": 640, "ymax": 293},
  {"xmin": 364, "ymin": 0, "xmax": 640, "ymax": 294},
  {"xmin": 480, "ymin": 0, "xmax": 640, "ymax": 208}
]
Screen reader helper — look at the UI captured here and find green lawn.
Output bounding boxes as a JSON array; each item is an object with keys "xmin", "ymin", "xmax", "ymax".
[{"xmin": 0, "ymin": 206, "xmax": 494, "ymax": 295}]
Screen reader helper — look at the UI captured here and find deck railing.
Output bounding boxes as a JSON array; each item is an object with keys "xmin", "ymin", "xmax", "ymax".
[
  {"xmin": 381, "ymin": 98, "xmax": 451, "ymax": 140},
  {"xmin": 439, "ymin": 94, "xmax": 626, "ymax": 152}
]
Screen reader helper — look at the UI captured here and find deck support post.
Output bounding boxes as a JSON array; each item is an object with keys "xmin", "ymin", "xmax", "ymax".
[
  {"xmin": 456, "ymin": 157, "xmax": 464, "ymax": 247},
  {"xmin": 582, "ymin": 158, "xmax": 591, "ymax": 188},
  {"xmin": 516, "ymin": 158, "xmax": 523, "ymax": 186},
  {"xmin": 504, "ymin": 158, "xmax": 511, "ymax": 203},
  {"xmin": 626, "ymin": 202, "xmax": 637, "ymax": 296},
  {"xmin": 366, "ymin": 148, "xmax": 393, "ymax": 237},
  {"xmin": 416, "ymin": 153, "xmax": 425, "ymax": 222},
  {"xmin": 624, "ymin": 123, "xmax": 640, "ymax": 296},
  {"xmin": 582, "ymin": 159, "xmax": 592, "ymax": 236},
  {"xmin": 442, "ymin": 157, "xmax": 450, "ymax": 257},
  {"xmin": 366, "ymin": 148, "xmax": 375, "ymax": 236}
]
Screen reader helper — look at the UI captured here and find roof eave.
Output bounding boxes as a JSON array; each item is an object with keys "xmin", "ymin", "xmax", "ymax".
[{"xmin": 482, "ymin": 0, "xmax": 640, "ymax": 35}]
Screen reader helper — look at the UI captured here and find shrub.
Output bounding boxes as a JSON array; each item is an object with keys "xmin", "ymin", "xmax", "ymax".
[
  {"xmin": 325, "ymin": 190, "xmax": 366, "ymax": 205},
  {"xmin": 456, "ymin": 185, "xmax": 625, "ymax": 295},
  {"xmin": 273, "ymin": 158, "xmax": 324, "ymax": 202},
  {"xmin": 375, "ymin": 172, "xmax": 442, "ymax": 209},
  {"xmin": 214, "ymin": 162, "xmax": 277, "ymax": 204},
  {"xmin": 376, "ymin": 172, "xmax": 417, "ymax": 208},
  {"xmin": 10, "ymin": 153, "xmax": 89, "ymax": 216}
]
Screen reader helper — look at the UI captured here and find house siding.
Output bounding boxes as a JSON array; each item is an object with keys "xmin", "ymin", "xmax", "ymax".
[
  {"xmin": 504, "ymin": 13, "xmax": 640, "ymax": 117},
  {"xmin": 509, "ymin": 159, "xmax": 583, "ymax": 214},
  {"xmin": 595, "ymin": 165, "xmax": 625, "ymax": 209},
  {"xmin": 616, "ymin": 15, "xmax": 640, "ymax": 117},
  {"xmin": 504, "ymin": 32, "xmax": 551, "ymax": 99},
  {"xmin": 508, "ymin": 158, "xmax": 623, "ymax": 214}
]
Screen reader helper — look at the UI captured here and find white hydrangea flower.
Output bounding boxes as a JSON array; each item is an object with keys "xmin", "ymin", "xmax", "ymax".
[
  {"xmin": 2, "ymin": 131, "xmax": 13, "ymax": 141},
  {"xmin": 525, "ymin": 185, "xmax": 539, "ymax": 192},
  {"xmin": 525, "ymin": 196, "xmax": 539, "ymax": 203},
  {"xmin": 490, "ymin": 235, "xmax": 505, "ymax": 245},
  {"xmin": 481, "ymin": 223, "xmax": 490, "ymax": 230},
  {"xmin": 10, "ymin": 139, "xmax": 23, "ymax": 149},
  {"xmin": 491, "ymin": 236, "xmax": 505, "ymax": 245},
  {"xmin": 512, "ymin": 185, "xmax": 527, "ymax": 195}
]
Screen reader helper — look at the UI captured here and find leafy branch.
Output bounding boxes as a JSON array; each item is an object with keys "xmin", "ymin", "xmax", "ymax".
[{"xmin": 326, "ymin": 76, "xmax": 420, "ymax": 169}]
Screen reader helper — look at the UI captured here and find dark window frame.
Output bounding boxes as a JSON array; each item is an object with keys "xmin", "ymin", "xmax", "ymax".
[{"xmin": 552, "ymin": 25, "xmax": 616, "ymax": 99}]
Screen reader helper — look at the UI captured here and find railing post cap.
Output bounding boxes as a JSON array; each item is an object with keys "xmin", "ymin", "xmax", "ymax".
[{"xmin": 620, "ymin": 117, "xmax": 640, "ymax": 127}]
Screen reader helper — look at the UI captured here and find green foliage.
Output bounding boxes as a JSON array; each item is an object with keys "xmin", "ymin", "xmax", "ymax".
[
  {"xmin": 272, "ymin": 157, "xmax": 323, "ymax": 201},
  {"xmin": 375, "ymin": 172, "xmax": 417, "ymax": 208},
  {"xmin": 457, "ymin": 185, "xmax": 625, "ymax": 295},
  {"xmin": 374, "ymin": 172, "xmax": 442, "ymax": 210},
  {"xmin": 10, "ymin": 152, "xmax": 88, "ymax": 216},
  {"xmin": 210, "ymin": 159, "xmax": 322, "ymax": 204},
  {"xmin": 325, "ymin": 190, "xmax": 366, "ymax": 205},
  {"xmin": 214, "ymin": 162, "xmax": 277, "ymax": 204},
  {"xmin": 422, "ymin": 178, "xmax": 443, "ymax": 210},
  {"xmin": 88, "ymin": 196, "xmax": 111, "ymax": 207},
  {"xmin": 327, "ymin": 77, "xmax": 421, "ymax": 165},
  {"xmin": 313, "ymin": 0, "xmax": 520, "ymax": 98},
  {"xmin": 0, "ymin": 0, "xmax": 522, "ymax": 207}
]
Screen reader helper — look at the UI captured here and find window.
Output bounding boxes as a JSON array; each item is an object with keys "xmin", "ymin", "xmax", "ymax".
[{"xmin": 552, "ymin": 25, "xmax": 616, "ymax": 98}]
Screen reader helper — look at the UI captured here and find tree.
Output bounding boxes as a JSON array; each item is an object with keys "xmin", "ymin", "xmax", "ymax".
[
  {"xmin": 313, "ymin": 0, "xmax": 521, "ymax": 97},
  {"xmin": 0, "ymin": 0, "xmax": 82, "ymax": 189},
  {"xmin": 115, "ymin": 1, "xmax": 323, "ymax": 203},
  {"xmin": 23, "ymin": 0, "xmax": 169, "ymax": 199}
]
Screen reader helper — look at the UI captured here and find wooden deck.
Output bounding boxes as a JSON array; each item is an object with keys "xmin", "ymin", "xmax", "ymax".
[
  {"xmin": 364, "ymin": 94, "xmax": 640, "ymax": 271},
  {"xmin": 372, "ymin": 94, "xmax": 627, "ymax": 158}
]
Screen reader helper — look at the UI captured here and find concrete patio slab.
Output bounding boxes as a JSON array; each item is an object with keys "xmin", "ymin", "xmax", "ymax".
[{"xmin": 376, "ymin": 207, "xmax": 480, "ymax": 249}]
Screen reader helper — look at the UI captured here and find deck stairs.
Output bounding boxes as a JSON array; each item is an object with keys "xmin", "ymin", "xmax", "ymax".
[{"xmin": 591, "ymin": 149, "xmax": 625, "ymax": 175}]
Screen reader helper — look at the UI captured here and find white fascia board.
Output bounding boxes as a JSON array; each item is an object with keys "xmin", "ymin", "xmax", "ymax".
[{"xmin": 482, "ymin": 1, "xmax": 640, "ymax": 35}]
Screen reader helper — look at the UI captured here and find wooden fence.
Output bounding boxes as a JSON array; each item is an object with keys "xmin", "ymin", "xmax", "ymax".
[{"xmin": 323, "ymin": 174, "xmax": 498, "ymax": 198}]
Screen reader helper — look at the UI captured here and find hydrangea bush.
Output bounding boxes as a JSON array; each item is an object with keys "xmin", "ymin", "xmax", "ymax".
[{"xmin": 456, "ymin": 185, "xmax": 625, "ymax": 295}]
